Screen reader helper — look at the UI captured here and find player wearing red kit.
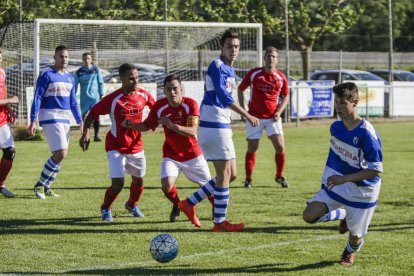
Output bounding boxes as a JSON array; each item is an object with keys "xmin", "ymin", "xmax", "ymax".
[
  {"xmin": 238, "ymin": 46, "xmax": 290, "ymax": 188},
  {"xmin": 122, "ymin": 74, "xmax": 214, "ymax": 228},
  {"xmin": 80, "ymin": 63, "xmax": 155, "ymax": 222},
  {"xmin": 0, "ymin": 49, "xmax": 19, "ymax": 198}
]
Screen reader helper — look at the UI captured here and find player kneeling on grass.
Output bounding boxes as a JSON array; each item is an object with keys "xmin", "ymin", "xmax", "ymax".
[
  {"xmin": 79, "ymin": 63, "xmax": 155, "ymax": 222},
  {"xmin": 303, "ymin": 82, "xmax": 383, "ymax": 266},
  {"xmin": 122, "ymin": 74, "xmax": 215, "ymax": 228}
]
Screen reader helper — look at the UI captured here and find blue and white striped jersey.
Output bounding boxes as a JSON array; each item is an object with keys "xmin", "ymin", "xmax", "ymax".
[
  {"xmin": 321, "ymin": 119, "xmax": 383, "ymax": 208},
  {"xmin": 30, "ymin": 67, "xmax": 82, "ymax": 126},
  {"xmin": 199, "ymin": 57, "xmax": 236, "ymax": 128}
]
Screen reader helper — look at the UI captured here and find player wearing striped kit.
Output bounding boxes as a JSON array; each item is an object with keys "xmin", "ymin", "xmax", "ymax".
[
  {"xmin": 238, "ymin": 46, "xmax": 290, "ymax": 188},
  {"xmin": 80, "ymin": 63, "xmax": 155, "ymax": 222},
  {"xmin": 28, "ymin": 45, "xmax": 83, "ymax": 199},
  {"xmin": 197, "ymin": 30, "xmax": 259, "ymax": 232},
  {"xmin": 122, "ymin": 74, "xmax": 214, "ymax": 228},
  {"xmin": 303, "ymin": 82, "xmax": 383, "ymax": 266}
]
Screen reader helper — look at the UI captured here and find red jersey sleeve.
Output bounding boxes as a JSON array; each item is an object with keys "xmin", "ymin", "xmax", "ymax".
[
  {"xmin": 278, "ymin": 70, "xmax": 289, "ymax": 96},
  {"xmin": 238, "ymin": 69, "xmax": 254, "ymax": 92},
  {"xmin": 88, "ymin": 90, "xmax": 118, "ymax": 121}
]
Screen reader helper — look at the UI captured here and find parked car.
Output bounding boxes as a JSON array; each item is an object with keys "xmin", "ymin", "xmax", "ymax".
[
  {"xmin": 310, "ymin": 69, "xmax": 387, "ymax": 83},
  {"xmin": 368, "ymin": 69, "xmax": 414, "ymax": 82}
]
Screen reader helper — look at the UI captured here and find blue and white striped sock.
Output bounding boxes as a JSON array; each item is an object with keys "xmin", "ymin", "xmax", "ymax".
[
  {"xmin": 317, "ymin": 208, "xmax": 346, "ymax": 222},
  {"xmin": 187, "ymin": 178, "xmax": 216, "ymax": 206},
  {"xmin": 35, "ymin": 157, "xmax": 61, "ymax": 190},
  {"xmin": 213, "ymin": 187, "xmax": 229, "ymax": 224},
  {"xmin": 345, "ymin": 239, "xmax": 364, "ymax": 253}
]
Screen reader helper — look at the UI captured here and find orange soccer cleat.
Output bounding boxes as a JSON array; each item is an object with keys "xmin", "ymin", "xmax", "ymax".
[
  {"xmin": 213, "ymin": 220, "xmax": 245, "ymax": 232},
  {"xmin": 178, "ymin": 199, "xmax": 201, "ymax": 228}
]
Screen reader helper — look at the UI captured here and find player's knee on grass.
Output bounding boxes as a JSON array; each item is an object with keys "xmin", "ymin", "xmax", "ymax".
[
  {"xmin": 303, "ymin": 202, "xmax": 328, "ymax": 224},
  {"xmin": 2, "ymin": 147, "xmax": 16, "ymax": 161}
]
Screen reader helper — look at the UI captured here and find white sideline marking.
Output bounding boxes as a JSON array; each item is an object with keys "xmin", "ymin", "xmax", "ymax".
[{"xmin": 55, "ymin": 234, "xmax": 342, "ymax": 273}]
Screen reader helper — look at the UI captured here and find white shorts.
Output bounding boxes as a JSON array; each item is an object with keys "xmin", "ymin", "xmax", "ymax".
[
  {"xmin": 107, "ymin": 150, "xmax": 146, "ymax": 178},
  {"xmin": 160, "ymin": 155, "xmax": 211, "ymax": 185},
  {"xmin": 198, "ymin": 127, "xmax": 235, "ymax": 161},
  {"xmin": 308, "ymin": 189, "xmax": 376, "ymax": 238},
  {"xmin": 246, "ymin": 118, "xmax": 283, "ymax": 140},
  {"xmin": 0, "ymin": 124, "xmax": 14, "ymax": 148},
  {"xmin": 42, "ymin": 123, "xmax": 70, "ymax": 152}
]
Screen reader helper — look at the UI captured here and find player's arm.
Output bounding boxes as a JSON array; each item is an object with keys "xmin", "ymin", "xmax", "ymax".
[
  {"xmin": 28, "ymin": 72, "xmax": 48, "ymax": 135},
  {"xmin": 158, "ymin": 115, "xmax": 199, "ymax": 137},
  {"xmin": 229, "ymin": 102, "xmax": 259, "ymax": 127},
  {"xmin": 326, "ymin": 169, "xmax": 381, "ymax": 190},
  {"xmin": 121, "ymin": 119, "xmax": 149, "ymax": 132},
  {"xmin": 237, "ymin": 73, "xmax": 251, "ymax": 110},
  {"xmin": 274, "ymin": 94, "xmax": 289, "ymax": 121},
  {"xmin": 97, "ymin": 68, "xmax": 104, "ymax": 98}
]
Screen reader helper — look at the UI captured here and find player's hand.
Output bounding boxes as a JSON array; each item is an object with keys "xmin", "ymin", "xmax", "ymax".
[
  {"xmin": 121, "ymin": 119, "xmax": 131, "ymax": 128},
  {"xmin": 273, "ymin": 111, "xmax": 282, "ymax": 122},
  {"xmin": 7, "ymin": 110, "xmax": 17, "ymax": 123},
  {"xmin": 326, "ymin": 175, "xmax": 347, "ymax": 190},
  {"xmin": 246, "ymin": 114, "xmax": 260, "ymax": 127},
  {"xmin": 79, "ymin": 134, "xmax": 90, "ymax": 152},
  {"xmin": 8, "ymin": 96, "xmax": 19, "ymax": 105},
  {"xmin": 27, "ymin": 122, "xmax": 37, "ymax": 136},
  {"xmin": 158, "ymin": 117, "xmax": 174, "ymax": 129}
]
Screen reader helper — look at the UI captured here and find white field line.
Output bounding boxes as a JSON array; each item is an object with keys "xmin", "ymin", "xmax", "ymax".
[{"xmin": 55, "ymin": 234, "xmax": 342, "ymax": 274}]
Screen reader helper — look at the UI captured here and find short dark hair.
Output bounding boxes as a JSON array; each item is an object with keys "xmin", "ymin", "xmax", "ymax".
[
  {"xmin": 119, "ymin": 63, "xmax": 137, "ymax": 77},
  {"xmin": 55, "ymin": 45, "xmax": 68, "ymax": 53},
  {"xmin": 333, "ymin": 82, "xmax": 359, "ymax": 102},
  {"xmin": 264, "ymin": 46, "xmax": 278, "ymax": 57},
  {"xmin": 220, "ymin": 29, "xmax": 239, "ymax": 46},
  {"xmin": 82, "ymin": 52, "xmax": 92, "ymax": 58},
  {"xmin": 163, "ymin": 74, "xmax": 181, "ymax": 87}
]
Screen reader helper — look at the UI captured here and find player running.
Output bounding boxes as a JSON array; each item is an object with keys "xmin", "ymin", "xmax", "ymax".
[
  {"xmin": 28, "ymin": 45, "xmax": 83, "ymax": 199},
  {"xmin": 79, "ymin": 63, "xmax": 155, "ymax": 222},
  {"xmin": 238, "ymin": 46, "xmax": 290, "ymax": 188},
  {"xmin": 0, "ymin": 48, "xmax": 19, "ymax": 198},
  {"xmin": 303, "ymin": 82, "xmax": 383, "ymax": 266},
  {"xmin": 197, "ymin": 30, "xmax": 259, "ymax": 232},
  {"xmin": 122, "ymin": 74, "xmax": 215, "ymax": 228}
]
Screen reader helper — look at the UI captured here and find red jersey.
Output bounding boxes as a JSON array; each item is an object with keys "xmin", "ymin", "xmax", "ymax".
[
  {"xmin": 89, "ymin": 87, "xmax": 155, "ymax": 154},
  {"xmin": 238, "ymin": 67, "xmax": 289, "ymax": 119},
  {"xmin": 144, "ymin": 97, "xmax": 202, "ymax": 162},
  {"xmin": 0, "ymin": 67, "xmax": 8, "ymax": 126}
]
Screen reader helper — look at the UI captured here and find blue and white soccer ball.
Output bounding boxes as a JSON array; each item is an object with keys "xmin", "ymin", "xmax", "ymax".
[{"xmin": 149, "ymin": 234, "xmax": 179, "ymax": 263}]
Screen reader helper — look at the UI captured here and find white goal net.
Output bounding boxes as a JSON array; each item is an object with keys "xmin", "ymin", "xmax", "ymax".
[{"xmin": 1, "ymin": 19, "xmax": 262, "ymax": 123}]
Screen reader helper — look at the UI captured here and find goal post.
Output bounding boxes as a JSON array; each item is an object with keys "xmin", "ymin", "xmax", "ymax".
[{"xmin": 2, "ymin": 19, "xmax": 263, "ymax": 123}]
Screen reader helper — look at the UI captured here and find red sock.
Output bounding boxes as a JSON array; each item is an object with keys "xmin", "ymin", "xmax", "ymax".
[
  {"xmin": 164, "ymin": 185, "xmax": 180, "ymax": 205},
  {"xmin": 127, "ymin": 178, "xmax": 144, "ymax": 207},
  {"xmin": 101, "ymin": 186, "xmax": 119, "ymax": 209},
  {"xmin": 245, "ymin": 152, "xmax": 256, "ymax": 181},
  {"xmin": 275, "ymin": 152, "xmax": 286, "ymax": 178},
  {"xmin": 0, "ymin": 158, "xmax": 13, "ymax": 187}
]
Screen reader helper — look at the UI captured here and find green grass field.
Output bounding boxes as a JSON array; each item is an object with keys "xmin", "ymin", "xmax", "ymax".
[{"xmin": 0, "ymin": 121, "xmax": 413, "ymax": 275}]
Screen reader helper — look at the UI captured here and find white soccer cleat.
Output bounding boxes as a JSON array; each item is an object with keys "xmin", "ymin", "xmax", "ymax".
[
  {"xmin": 1, "ymin": 187, "xmax": 15, "ymax": 198},
  {"xmin": 34, "ymin": 186, "xmax": 46, "ymax": 199}
]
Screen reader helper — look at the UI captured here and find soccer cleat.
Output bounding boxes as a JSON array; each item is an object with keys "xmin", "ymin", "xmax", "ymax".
[
  {"xmin": 275, "ymin": 176, "xmax": 289, "ymax": 188},
  {"xmin": 213, "ymin": 220, "xmax": 245, "ymax": 232},
  {"xmin": 124, "ymin": 202, "xmax": 145, "ymax": 218},
  {"xmin": 45, "ymin": 189, "xmax": 60, "ymax": 197},
  {"xmin": 94, "ymin": 136, "xmax": 102, "ymax": 142},
  {"xmin": 178, "ymin": 199, "xmax": 201, "ymax": 228},
  {"xmin": 339, "ymin": 250, "xmax": 355, "ymax": 266},
  {"xmin": 243, "ymin": 180, "xmax": 252, "ymax": 188},
  {"xmin": 169, "ymin": 204, "xmax": 180, "ymax": 222},
  {"xmin": 34, "ymin": 186, "xmax": 46, "ymax": 199},
  {"xmin": 101, "ymin": 208, "xmax": 113, "ymax": 222},
  {"xmin": 0, "ymin": 187, "xmax": 15, "ymax": 198},
  {"xmin": 339, "ymin": 219, "xmax": 348, "ymax": 234}
]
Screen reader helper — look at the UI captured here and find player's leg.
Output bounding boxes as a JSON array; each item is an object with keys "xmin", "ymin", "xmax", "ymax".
[
  {"xmin": 339, "ymin": 206, "xmax": 375, "ymax": 266},
  {"xmin": 303, "ymin": 189, "xmax": 344, "ymax": 223},
  {"xmin": 243, "ymin": 120, "xmax": 263, "ymax": 188},
  {"xmin": 34, "ymin": 123, "xmax": 69, "ymax": 199},
  {"xmin": 124, "ymin": 151, "xmax": 146, "ymax": 218},
  {"xmin": 267, "ymin": 119, "xmax": 288, "ymax": 188},
  {"xmin": 159, "ymin": 157, "xmax": 182, "ymax": 222},
  {"xmin": 93, "ymin": 120, "xmax": 101, "ymax": 142},
  {"xmin": 0, "ymin": 124, "xmax": 16, "ymax": 197}
]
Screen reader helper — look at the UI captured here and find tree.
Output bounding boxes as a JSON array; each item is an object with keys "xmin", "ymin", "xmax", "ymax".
[{"xmin": 272, "ymin": 0, "xmax": 361, "ymax": 79}]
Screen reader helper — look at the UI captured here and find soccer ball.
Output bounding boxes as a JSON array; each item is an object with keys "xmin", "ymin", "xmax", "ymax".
[{"xmin": 149, "ymin": 234, "xmax": 179, "ymax": 263}]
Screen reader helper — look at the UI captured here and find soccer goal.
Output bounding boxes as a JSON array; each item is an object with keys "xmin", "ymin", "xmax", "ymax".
[{"xmin": 1, "ymin": 19, "xmax": 262, "ymax": 123}]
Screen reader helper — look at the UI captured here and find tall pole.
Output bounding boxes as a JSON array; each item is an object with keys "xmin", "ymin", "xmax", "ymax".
[
  {"xmin": 19, "ymin": 0, "xmax": 23, "ymax": 122},
  {"xmin": 285, "ymin": 0, "xmax": 291, "ymax": 124},
  {"xmin": 164, "ymin": 0, "xmax": 169, "ymax": 75},
  {"xmin": 388, "ymin": 0, "xmax": 394, "ymax": 117}
]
